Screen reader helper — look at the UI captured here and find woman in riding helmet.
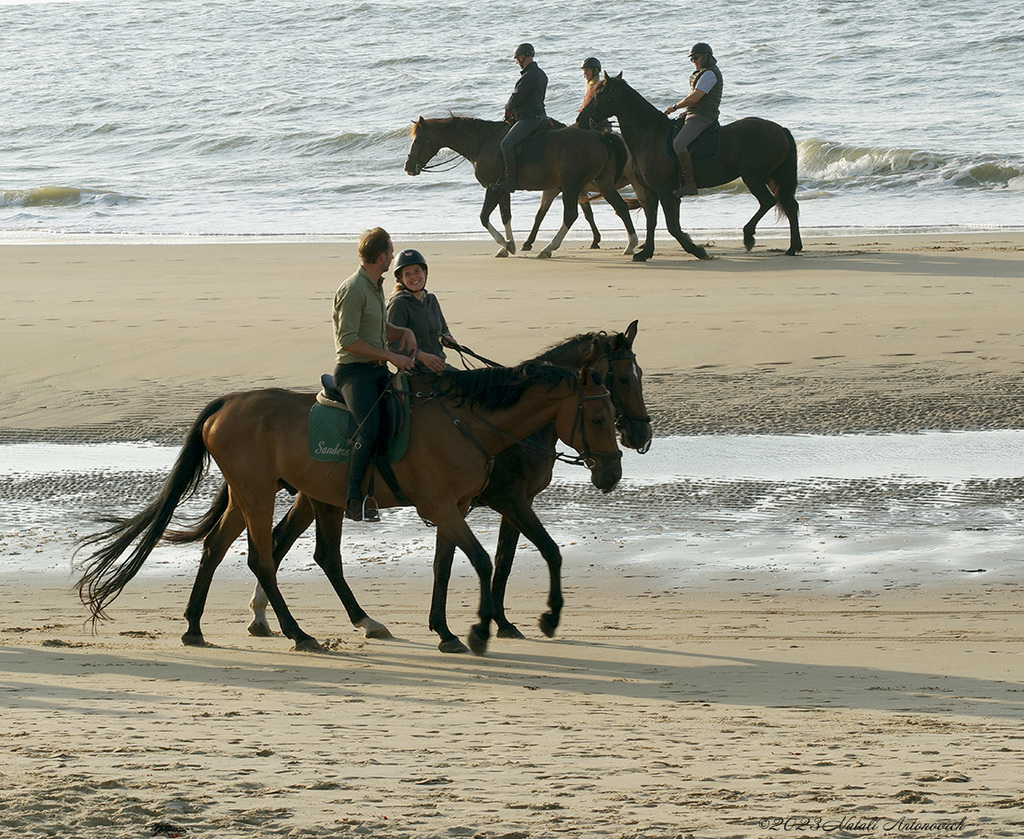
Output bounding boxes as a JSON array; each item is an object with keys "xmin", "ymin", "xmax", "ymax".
[
  {"xmin": 386, "ymin": 248, "xmax": 455, "ymax": 374},
  {"xmin": 579, "ymin": 57, "xmax": 612, "ymax": 131}
]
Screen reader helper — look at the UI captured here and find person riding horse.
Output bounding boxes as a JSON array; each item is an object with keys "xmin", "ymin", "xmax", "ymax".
[
  {"xmin": 664, "ymin": 42, "xmax": 723, "ymax": 197},
  {"xmin": 579, "ymin": 57, "xmax": 612, "ymax": 132},
  {"xmin": 493, "ymin": 42, "xmax": 548, "ymax": 193},
  {"xmin": 386, "ymin": 248, "xmax": 454, "ymax": 374},
  {"xmin": 332, "ymin": 228, "xmax": 417, "ymax": 523}
]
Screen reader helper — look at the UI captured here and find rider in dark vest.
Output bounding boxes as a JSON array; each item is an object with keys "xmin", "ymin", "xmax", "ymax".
[
  {"xmin": 664, "ymin": 42, "xmax": 723, "ymax": 197},
  {"xmin": 493, "ymin": 42, "xmax": 548, "ymax": 193}
]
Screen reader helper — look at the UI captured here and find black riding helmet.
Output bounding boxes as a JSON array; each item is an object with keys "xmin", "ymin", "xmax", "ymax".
[
  {"xmin": 514, "ymin": 42, "xmax": 535, "ymax": 58},
  {"xmin": 689, "ymin": 42, "xmax": 714, "ymax": 58},
  {"xmin": 394, "ymin": 248, "xmax": 427, "ymax": 281},
  {"xmin": 581, "ymin": 57, "xmax": 601, "ymax": 71}
]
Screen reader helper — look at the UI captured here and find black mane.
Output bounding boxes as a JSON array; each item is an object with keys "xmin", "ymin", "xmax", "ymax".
[{"xmin": 437, "ymin": 362, "xmax": 580, "ymax": 411}]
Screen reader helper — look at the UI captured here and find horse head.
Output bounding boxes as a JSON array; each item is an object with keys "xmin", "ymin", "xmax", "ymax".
[
  {"xmin": 577, "ymin": 71, "xmax": 624, "ymax": 128},
  {"xmin": 603, "ymin": 320, "xmax": 653, "ymax": 454},
  {"xmin": 557, "ymin": 366, "xmax": 623, "ymax": 493},
  {"xmin": 405, "ymin": 117, "xmax": 441, "ymax": 176}
]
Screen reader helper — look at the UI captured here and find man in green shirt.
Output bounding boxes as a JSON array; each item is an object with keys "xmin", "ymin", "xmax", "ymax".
[{"xmin": 333, "ymin": 227, "xmax": 417, "ymax": 522}]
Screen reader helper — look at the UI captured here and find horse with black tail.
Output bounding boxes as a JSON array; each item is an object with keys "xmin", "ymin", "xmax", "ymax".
[
  {"xmin": 76, "ymin": 363, "xmax": 623, "ymax": 656},
  {"xmin": 405, "ymin": 115, "xmax": 638, "ymax": 259},
  {"xmin": 578, "ymin": 73, "xmax": 802, "ymax": 261}
]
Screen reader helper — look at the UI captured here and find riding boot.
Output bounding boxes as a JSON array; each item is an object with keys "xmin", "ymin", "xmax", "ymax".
[
  {"xmin": 673, "ymin": 150, "xmax": 698, "ymax": 197},
  {"xmin": 345, "ymin": 441, "xmax": 379, "ymax": 523},
  {"xmin": 493, "ymin": 148, "xmax": 518, "ymax": 193}
]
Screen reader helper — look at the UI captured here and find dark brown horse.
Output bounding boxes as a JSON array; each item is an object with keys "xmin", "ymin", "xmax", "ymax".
[
  {"xmin": 405, "ymin": 115, "xmax": 638, "ymax": 258},
  {"xmin": 75, "ymin": 364, "xmax": 622, "ymax": 656},
  {"xmin": 578, "ymin": 73, "xmax": 802, "ymax": 261},
  {"xmin": 242, "ymin": 323, "xmax": 652, "ymax": 651}
]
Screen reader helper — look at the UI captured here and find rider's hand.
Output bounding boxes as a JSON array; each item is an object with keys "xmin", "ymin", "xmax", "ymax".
[
  {"xmin": 417, "ymin": 352, "xmax": 447, "ymax": 374},
  {"xmin": 389, "ymin": 352, "xmax": 416, "ymax": 373}
]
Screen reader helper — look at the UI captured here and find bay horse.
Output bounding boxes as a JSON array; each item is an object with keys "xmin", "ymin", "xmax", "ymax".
[
  {"xmin": 75, "ymin": 364, "xmax": 622, "ymax": 656},
  {"xmin": 577, "ymin": 73, "xmax": 802, "ymax": 261},
  {"xmin": 405, "ymin": 115, "xmax": 639, "ymax": 258},
  {"xmin": 240, "ymin": 322, "xmax": 652, "ymax": 652}
]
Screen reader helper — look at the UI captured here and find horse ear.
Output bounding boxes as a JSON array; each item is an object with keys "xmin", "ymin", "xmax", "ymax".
[
  {"xmin": 615, "ymin": 71, "xmax": 623, "ymax": 79},
  {"xmin": 416, "ymin": 116, "xmax": 426, "ymax": 127},
  {"xmin": 624, "ymin": 319, "xmax": 638, "ymax": 342}
]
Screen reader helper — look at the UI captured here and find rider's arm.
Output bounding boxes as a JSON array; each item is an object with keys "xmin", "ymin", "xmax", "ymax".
[{"xmin": 665, "ymin": 70, "xmax": 717, "ymax": 114}]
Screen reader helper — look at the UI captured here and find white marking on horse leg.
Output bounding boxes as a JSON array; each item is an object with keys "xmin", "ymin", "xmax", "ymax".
[
  {"xmin": 485, "ymin": 221, "xmax": 508, "ymax": 248},
  {"xmin": 540, "ymin": 224, "xmax": 570, "ymax": 258},
  {"xmin": 355, "ymin": 616, "xmax": 393, "ymax": 640},
  {"xmin": 247, "ymin": 582, "xmax": 273, "ymax": 635},
  {"xmin": 624, "ymin": 232, "xmax": 638, "ymax": 256}
]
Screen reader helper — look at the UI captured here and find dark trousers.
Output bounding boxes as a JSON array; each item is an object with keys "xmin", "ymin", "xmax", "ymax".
[{"xmin": 334, "ymin": 362, "xmax": 389, "ymax": 500}]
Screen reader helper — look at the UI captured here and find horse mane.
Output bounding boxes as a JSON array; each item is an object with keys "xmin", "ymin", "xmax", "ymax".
[
  {"xmin": 596, "ymin": 74, "xmax": 669, "ymax": 126},
  {"xmin": 529, "ymin": 332, "xmax": 610, "ymax": 367},
  {"xmin": 437, "ymin": 362, "xmax": 580, "ymax": 411}
]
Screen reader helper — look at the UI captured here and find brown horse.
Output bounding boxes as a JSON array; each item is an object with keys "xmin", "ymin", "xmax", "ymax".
[
  {"xmin": 241, "ymin": 323, "xmax": 652, "ymax": 652},
  {"xmin": 578, "ymin": 73, "xmax": 802, "ymax": 261},
  {"xmin": 405, "ymin": 115, "xmax": 638, "ymax": 258},
  {"xmin": 75, "ymin": 364, "xmax": 622, "ymax": 656}
]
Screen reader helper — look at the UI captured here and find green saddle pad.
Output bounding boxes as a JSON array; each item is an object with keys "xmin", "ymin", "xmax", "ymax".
[{"xmin": 308, "ymin": 374, "xmax": 411, "ymax": 463}]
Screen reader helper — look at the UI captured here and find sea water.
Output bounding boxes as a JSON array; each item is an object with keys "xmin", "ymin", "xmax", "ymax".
[
  {"xmin": 1, "ymin": 0, "xmax": 1022, "ymax": 239},
  {"xmin": 2, "ymin": 433, "xmax": 1022, "ymax": 585}
]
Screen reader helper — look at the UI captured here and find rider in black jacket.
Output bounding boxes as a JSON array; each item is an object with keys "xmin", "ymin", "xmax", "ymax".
[{"xmin": 493, "ymin": 43, "xmax": 548, "ymax": 193}]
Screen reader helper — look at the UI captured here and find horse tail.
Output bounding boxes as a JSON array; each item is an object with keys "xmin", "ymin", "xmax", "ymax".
[
  {"xmin": 75, "ymin": 397, "xmax": 225, "ymax": 623},
  {"xmin": 162, "ymin": 481, "xmax": 229, "ymax": 544},
  {"xmin": 770, "ymin": 126, "xmax": 800, "ymax": 224},
  {"xmin": 600, "ymin": 131, "xmax": 629, "ymax": 184}
]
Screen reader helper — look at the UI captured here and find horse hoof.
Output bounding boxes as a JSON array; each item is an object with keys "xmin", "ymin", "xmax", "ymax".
[
  {"xmin": 496, "ymin": 624, "xmax": 527, "ymax": 640},
  {"xmin": 506, "ymin": 242, "xmax": 516, "ymax": 255},
  {"xmin": 590, "ymin": 243, "xmax": 601, "ymax": 250},
  {"xmin": 538, "ymin": 250, "xmax": 553, "ymax": 259},
  {"xmin": 632, "ymin": 252, "xmax": 651, "ymax": 263},
  {"xmin": 181, "ymin": 632, "xmax": 208, "ymax": 647},
  {"xmin": 744, "ymin": 236, "xmax": 755, "ymax": 252},
  {"xmin": 357, "ymin": 617, "xmax": 394, "ymax": 640},
  {"xmin": 438, "ymin": 638, "xmax": 469, "ymax": 654},
  {"xmin": 495, "ymin": 248, "xmax": 509, "ymax": 258},
  {"xmin": 293, "ymin": 637, "xmax": 323, "ymax": 653},
  {"xmin": 247, "ymin": 620, "xmax": 273, "ymax": 637},
  {"xmin": 467, "ymin": 625, "xmax": 490, "ymax": 656},
  {"xmin": 538, "ymin": 613, "xmax": 559, "ymax": 638},
  {"xmin": 522, "ymin": 242, "xmax": 533, "ymax": 251}
]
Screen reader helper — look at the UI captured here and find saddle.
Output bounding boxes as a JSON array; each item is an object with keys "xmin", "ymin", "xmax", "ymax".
[
  {"xmin": 309, "ymin": 373, "xmax": 411, "ymax": 464},
  {"xmin": 665, "ymin": 119, "xmax": 721, "ymax": 162},
  {"xmin": 505, "ymin": 117, "xmax": 561, "ymax": 166}
]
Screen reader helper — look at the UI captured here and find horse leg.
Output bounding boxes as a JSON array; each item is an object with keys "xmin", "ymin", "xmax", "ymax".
[
  {"xmin": 492, "ymin": 507, "xmax": 564, "ymax": 639},
  {"xmin": 240, "ymin": 493, "xmax": 321, "ymax": 652},
  {"xmin": 523, "ymin": 188, "xmax": 559, "ymax": 251},
  {"xmin": 309, "ymin": 500, "xmax": 392, "ymax": 640},
  {"xmin": 491, "ymin": 515, "xmax": 524, "ymax": 638},
  {"xmin": 481, "ymin": 187, "xmax": 515, "ymax": 257},
  {"xmin": 661, "ymin": 193, "xmax": 710, "ymax": 260},
  {"xmin": 248, "ymin": 491, "xmax": 315, "ymax": 636},
  {"xmin": 581, "ymin": 198, "xmax": 602, "ymax": 249},
  {"xmin": 596, "ymin": 180, "xmax": 638, "ymax": 256},
  {"xmin": 740, "ymin": 176, "xmax": 779, "ymax": 253},
  {"xmin": 632, "ymin": 193, "xmax": 660, "ymax": 262},
  {"xmin": 539, "ymin": 180, "xmax": 584, "ymax": 258},
  {"xmin": 428, "ymin": 506, "xmax": 495, "ymax": 655},
  {"xmin": 182, "ymin": 496, "xmax": 246, "ymax": 646},
  {"xmin": 430, "ymin": 531, "xmax": 469, "ymax": 654}
]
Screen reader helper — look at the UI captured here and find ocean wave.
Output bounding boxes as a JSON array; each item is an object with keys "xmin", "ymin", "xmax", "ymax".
[
  {"xmin": 798, "ymin": 139, "xmax": 1024, "ymax": 189},
  {"xmin": 0, "ymin": 187, "xmax": 139, "ymax": 209}
]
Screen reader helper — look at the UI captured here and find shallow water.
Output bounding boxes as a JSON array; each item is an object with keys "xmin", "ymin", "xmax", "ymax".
[{"xmin": 2, "ymin": 433, "xmax": 1022, "ymax": 589}]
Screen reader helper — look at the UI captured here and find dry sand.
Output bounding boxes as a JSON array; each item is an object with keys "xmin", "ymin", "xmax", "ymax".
[{"xmin": 1, "ymin": 233, "xmax": 1023, "ymax": 838}]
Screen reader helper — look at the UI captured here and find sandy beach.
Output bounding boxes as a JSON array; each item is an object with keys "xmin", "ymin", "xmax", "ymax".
[{"xmin": 2, "ymin": 233, "xmax": 1023, "ymax": 838}]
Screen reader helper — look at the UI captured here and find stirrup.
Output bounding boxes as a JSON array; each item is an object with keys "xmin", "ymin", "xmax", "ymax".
[{"xmin": 361, "ymin": 496, "xmax": 380, "ymax": 523}]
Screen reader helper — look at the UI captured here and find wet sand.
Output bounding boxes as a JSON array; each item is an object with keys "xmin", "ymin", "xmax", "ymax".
[{"xmin": 2, "ymin": 233, "xmax": 1023, "ymax": 837}]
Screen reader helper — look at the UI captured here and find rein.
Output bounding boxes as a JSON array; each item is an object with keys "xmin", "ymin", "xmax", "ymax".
[{"xmin": 417, "ymin": 153, "xmax": 468, "ymax": 173}]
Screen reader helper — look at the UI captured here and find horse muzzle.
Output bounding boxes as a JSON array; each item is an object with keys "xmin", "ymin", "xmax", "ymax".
[{"xmin": 404, "ymin": 156, "xmax": 422, "ymax": 176}]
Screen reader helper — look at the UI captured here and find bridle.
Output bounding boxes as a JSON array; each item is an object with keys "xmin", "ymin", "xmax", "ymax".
[{"xmin": 602, "ymin": 345, "xmax": 653, "ymax": 454}]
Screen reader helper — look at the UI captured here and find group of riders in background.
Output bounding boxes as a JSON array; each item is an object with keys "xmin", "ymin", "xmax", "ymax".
[{"xmin": 497, "ymin": 41, "xmax": 722, "ymax": 199}]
